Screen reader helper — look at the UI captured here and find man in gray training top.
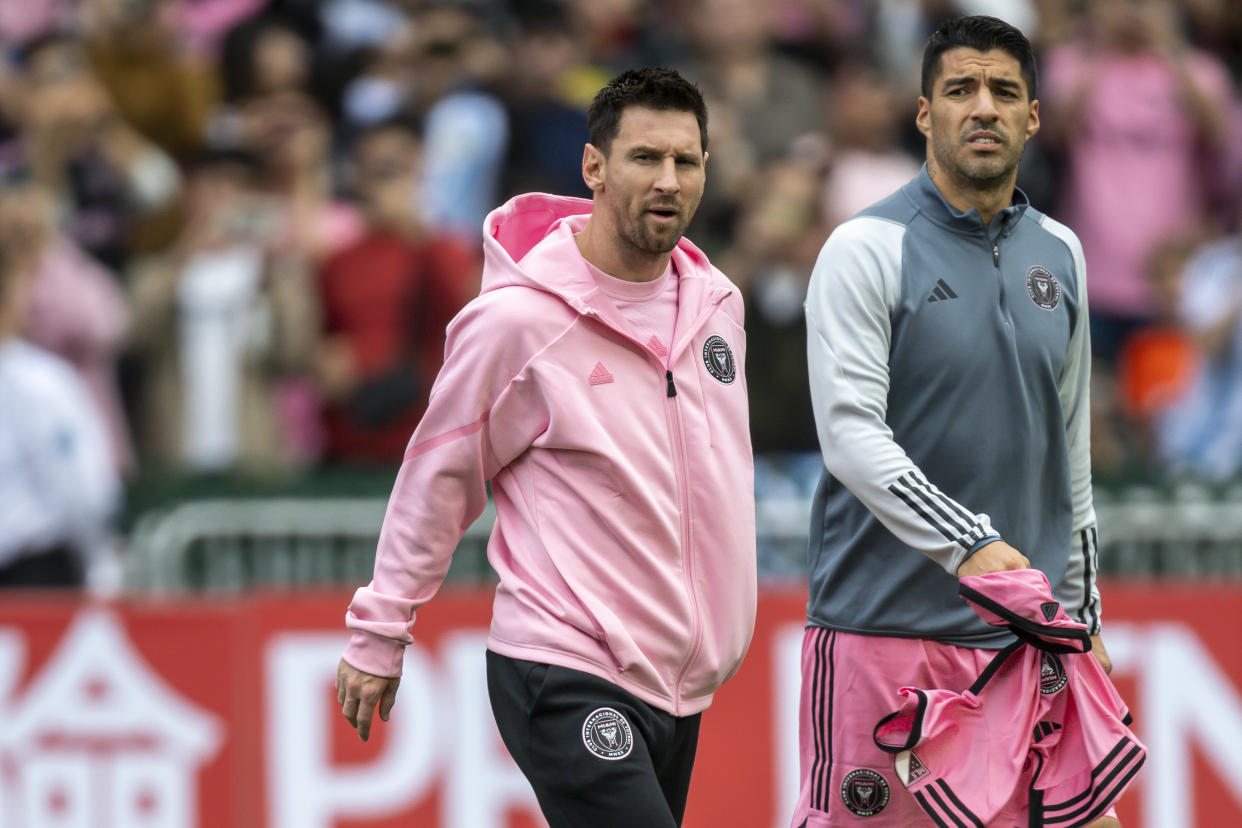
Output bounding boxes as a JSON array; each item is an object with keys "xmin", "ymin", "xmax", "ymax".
[{"xmin": 792, "ymin": 15, "xmax": 1124, "ymax": 828}]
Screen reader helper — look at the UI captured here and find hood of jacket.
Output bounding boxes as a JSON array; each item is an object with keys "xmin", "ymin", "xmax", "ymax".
[{"xmin": 481, "ymin": 192, "xmax": 726, "ymax": 321}]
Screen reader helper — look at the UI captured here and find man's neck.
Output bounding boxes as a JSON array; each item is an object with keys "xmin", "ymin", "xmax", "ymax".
[
  {"xmin": 927, "ymin": 159, "xmax": 1016, "ymax": 227},
  {"xmin": 574, "ymin": 218, "xmax": 671, "ymax": 283}
]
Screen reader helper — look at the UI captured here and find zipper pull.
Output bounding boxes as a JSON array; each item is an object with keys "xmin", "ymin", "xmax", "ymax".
[
  {"xmin": 666, "ymin": 369, "xmax": 677, "ymax": 398},
  {"xmin": 993, "ymin": 244, "xmax": 1000, "ymax": 267}
]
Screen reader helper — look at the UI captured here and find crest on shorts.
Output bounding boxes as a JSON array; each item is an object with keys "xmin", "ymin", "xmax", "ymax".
[
  {"xmin": 582, "ymin": 707, "xmax": 633, "ymax": 760},
  {"xmin": 1026, "ymin": 265, "xmax": 1061, "ymax": 311},
  {"xmin": 702, "ymin": 335, "xmax": 736, "ymax": 384},
  {"xmin": 841, "ymin": 768, "xmax": 890, "ymax": 817},
  {"xmin": 1040, "ymin": 652, "xmax": 1068, "ymax": 695}
]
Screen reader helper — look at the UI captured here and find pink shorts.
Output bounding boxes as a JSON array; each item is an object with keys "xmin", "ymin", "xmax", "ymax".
[{"xmin": 789, "ymin": 627, "xmax": 1119, "ymax": 827}]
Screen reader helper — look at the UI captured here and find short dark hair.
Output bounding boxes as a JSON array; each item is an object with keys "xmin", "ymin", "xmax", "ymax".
[
  {"xmin": 921, "ymin": 16, "xmax": 1037, "ymax": 100},
  {"xmin": 587, "ymin": 67, "xmax": 708, "ymax": 156}
]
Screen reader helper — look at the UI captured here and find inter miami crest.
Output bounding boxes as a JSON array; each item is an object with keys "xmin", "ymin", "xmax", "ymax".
[
  {"xmin": 841, "ymin": 768, "xmax": 890, "ymax": 817},
  {"xmin": 702, "ymin": 335, "xmax": 737, "ymax": 384},
  {"xmin": 582, "ymin": 707, "xmax": 633, "ymax": 760},
  {"xmin": 1026, "ymin": 265, "xmax": 1062, "ymax": 311},
  {"xmin": 1040, "ymin": 652, "xmax": 1068, "ymax": 695}
]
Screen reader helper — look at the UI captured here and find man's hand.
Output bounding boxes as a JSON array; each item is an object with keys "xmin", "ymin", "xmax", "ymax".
[
  {"xmin": 956, "ymin": 540, "xmax": 1030, "ymax": 578},
  {"xmin": 1090, "ymin": 633, "xmax": 1113, "ymax": 675},
  {"xmin": 336, "ymin": 659, "xmax": 401, "ymax": 742}
]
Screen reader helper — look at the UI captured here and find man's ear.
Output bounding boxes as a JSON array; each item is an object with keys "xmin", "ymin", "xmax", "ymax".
[
  {"xmin": 1025, "ymin": 98, "xmax": 1040, "ymax": 141},
  {"xmin": 915, "ymin": 96, "xmax": 932, "ymax": 140},
  {"xmin": 582, "ymin": 143, "xmax": 605, "ymax": 193}
]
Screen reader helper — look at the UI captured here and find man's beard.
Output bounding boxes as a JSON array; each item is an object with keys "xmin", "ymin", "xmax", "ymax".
[
  {"xmin": 620, "ymin": 211, "xmax": 685, "ymax": 255},
  {"xmin": 933, "ymin": 125, "xmax": 1023, "ymax": 189}
]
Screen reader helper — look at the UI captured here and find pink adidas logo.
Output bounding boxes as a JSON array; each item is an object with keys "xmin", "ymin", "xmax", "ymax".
[
  {"xmin": 588, "ymin": 362, "xmax": 614, "ymax": 386},
  {"xmin": 647, "ymin": 336, "xmax": 667, "ymax": 358}
]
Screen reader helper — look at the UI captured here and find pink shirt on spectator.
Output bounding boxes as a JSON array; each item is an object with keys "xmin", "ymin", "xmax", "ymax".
[
  {"xmin": 24, "ymin": 239, "xmax": 134, "ymax": 475},
  {"xmin": 1044, "ymin": 46, "xmax": 1233, "ymax": 317}
]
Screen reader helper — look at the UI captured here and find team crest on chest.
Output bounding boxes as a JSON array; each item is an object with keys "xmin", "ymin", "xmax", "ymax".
[
  {"xmin": 1026, "ymin": 265, "xmax": 1062, "ymax": 311},
  {"xmin": 1040, "ymin": 652, "xmax": 1068, "ymax": 695},
  {"xmin": 702, "ymin": 335, "xmax": 736, "ymax": 384},
  {"xmin": 841, "ymin": 768, "xmax": 890, "ymax": 817},
  {"xmin": 582, "ymin": 707, "xmax": 633, "ymax": 760}
]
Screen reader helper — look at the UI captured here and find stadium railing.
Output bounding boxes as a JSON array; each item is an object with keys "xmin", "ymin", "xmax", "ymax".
[{"xmin": 123, "ymin": 484, "xmax": 1242, "ymax": 591}]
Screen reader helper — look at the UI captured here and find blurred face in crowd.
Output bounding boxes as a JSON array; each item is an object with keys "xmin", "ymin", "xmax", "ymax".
[
  {"xmin": 916, "ymin": 47, "xmax": 1039, "ymax": 196},
  {"xmin": 19, "ymin": 39, "xmax": 112, "ymax": 137},
  {"xmin": 1092, "ymin": 0, "xmax": 1177, "ymax": 52},
  {"xmin": 685, "ymin": 0, "xmax": 772, "ymax": 59},
  {"xmin": 352, "ymin": 126, "xmax": 421, "ymax": 226},
  {"xmin": 251, "ymin": 26, "xmax": 311, "ymax": 96},
  {"xmin": 584, "ymin": 105, "xmax": 706, "ymax": 258},
  {"xmin": 831, "ymin": 64, "xmax": 903, "ymax": 151}
]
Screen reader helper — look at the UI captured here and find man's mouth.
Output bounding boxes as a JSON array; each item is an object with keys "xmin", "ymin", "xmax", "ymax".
[
  {"xmin": 965, "ymin": 131, "xmax": 1004, "ymax": 149},
  {"xmin": 646, "ymin": 207, "xmax": 679, "ymax": 221}
]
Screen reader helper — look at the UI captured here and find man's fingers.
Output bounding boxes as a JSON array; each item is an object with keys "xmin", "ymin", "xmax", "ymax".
[
  {"xmin": 379, "ymin": 678, "xmax": 400, "ymax": 722},
  {"xmin": 355, "ymin": 691, "xmax": 379, "ymax": 742},
  {"xmin": 341, "ymin": 696, "xmax": 360, "ymax": 728}
]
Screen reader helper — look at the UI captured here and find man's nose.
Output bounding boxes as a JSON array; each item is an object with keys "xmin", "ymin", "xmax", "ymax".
[
  {"xmin": 654, "ymin": 157, "xmax": 681, "ymax": 192},
  {"xmin": 971, "ymin": 88, "xmax": 1000, "ymax": 121}
]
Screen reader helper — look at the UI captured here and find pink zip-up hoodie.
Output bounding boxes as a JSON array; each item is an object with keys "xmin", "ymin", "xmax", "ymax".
[{"xmin": 343, "ymin": 193, "xmax": 757, "ymax": 716}]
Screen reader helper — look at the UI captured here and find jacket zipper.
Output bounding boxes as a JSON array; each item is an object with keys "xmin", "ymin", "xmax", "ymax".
[{"xmin": 665, "ymin": 373, "xmax": 702, "ymax": 716}]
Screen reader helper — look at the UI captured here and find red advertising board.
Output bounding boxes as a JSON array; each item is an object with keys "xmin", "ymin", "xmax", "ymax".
[{"xmin": 0, "ymin": 582, "xmax": 1238, "ymax": 828}]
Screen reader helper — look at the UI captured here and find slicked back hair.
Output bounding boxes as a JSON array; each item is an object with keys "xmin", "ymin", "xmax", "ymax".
[
  {"xmin": 921, "ymin": 15, "xmax": 1037, "ymax": 100},
  {"xmin": 587, "ymin": 67, "xmax": 708, "ymax": 157}
]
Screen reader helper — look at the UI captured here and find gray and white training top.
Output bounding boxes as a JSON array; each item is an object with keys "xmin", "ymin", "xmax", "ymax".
[{"xmin": 805, "ymin": 166, "xmax": 1100, "ymax": 648}]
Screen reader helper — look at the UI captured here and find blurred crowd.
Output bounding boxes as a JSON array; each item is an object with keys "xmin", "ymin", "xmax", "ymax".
[{"xmin": 1, "ymin": 0, "xmax": 1241, "ymax": 587}]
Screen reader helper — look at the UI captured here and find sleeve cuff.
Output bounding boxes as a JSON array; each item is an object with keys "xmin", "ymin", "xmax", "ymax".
[{"xmin": 341, "ymin": 630, "xmax": 407, "ymax": 678}]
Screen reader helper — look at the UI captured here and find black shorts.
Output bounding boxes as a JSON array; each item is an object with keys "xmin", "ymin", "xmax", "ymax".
[{"xmin": 486, "ymin": 650, "xmax": 702, "ymax": 828}]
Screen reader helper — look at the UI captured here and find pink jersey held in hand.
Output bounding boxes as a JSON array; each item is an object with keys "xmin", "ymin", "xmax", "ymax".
[
  {"xmin": 342, "ymin": 193, "xmax": 757, "ymax": 717},
  {"xmin": 875, "ymin": 570, "xmax": 1145, "ymax": 827}
]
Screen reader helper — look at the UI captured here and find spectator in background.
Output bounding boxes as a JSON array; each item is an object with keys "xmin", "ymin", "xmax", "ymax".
[
  {"xmin": 1042, "ymin": 0, "xmax": 1234, "ymax": 363},
  {"xmin": 818, "ymin": 55, "xmax": 922, "ymax": 230},
  {"xmin": 126, "ymin": 149, "xmax": 319, "ymax": 475},
  {"xmin": 500, "ymin": 0, "xmax": 592, "ymax": 200},
  {"xmin": 0, "ymin": 209, "xmax": 121, "ymax": 591},
  {"xmin": 671, "ymin": 0, "xmax": 825, "ymax": 253},
  {"xmin": 81, "ymin": 0, "xmax": 219, "ymax": 162},
  {"xmin": 0, "ymin": 180, "xmax": 134, "ymax": 476},
  {"xmin": 0, "ymin": 31, "xmax": 183, "ymax": 273},
  {"xmin": 720, "ymin": 155, "xmax": 825, "ymax": 457},
  {"xmin": 238, "ymin": 90, "xmax": 364, "ymax": 263},
  {"xmin": 410, "ymin": 2, "xmax": 510, "ymax": 241},
  {"xmin": 316, "ymin": 117, "xmax": 477, "ymax": 465},
  {"xmin": 1150, "ymin": 229, "xmax": 1242, "ymax": 482}
]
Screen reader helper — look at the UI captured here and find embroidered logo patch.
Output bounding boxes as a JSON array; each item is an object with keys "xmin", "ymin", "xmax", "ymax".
[
  {"xmin": 841, "ymin": 768, "xmax": 890, "ymax": 817},
  {"xmin": 588, "ymin": 362, "xmax": 614, "ymax": 386},
  {"xmin": 1040, "ymin": 652, "xmax": 1068, "ymax": 695},
  {"xmin": 1026, "ymin": 265, "xmax": 1061, "ymax": 310},
  {"xmin": 1040, "ymin": 601, "xmax": 1061, "ymax": 622},
  {"xmin": 895, "ymin": 750, "xmax": 930, "ymax": 785},
  {"xmin": 582, "ymin": 707, "xmax": 633, "ymax": 760},
  {"xmin": 702, "ymin": 335, "xmax": 736, "ymax": 384}
]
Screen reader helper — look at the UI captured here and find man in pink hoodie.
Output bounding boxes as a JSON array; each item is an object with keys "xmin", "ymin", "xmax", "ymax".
[{"xmin": 335, "ymin": 68, "xmax": 757, "ymax": 827}]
